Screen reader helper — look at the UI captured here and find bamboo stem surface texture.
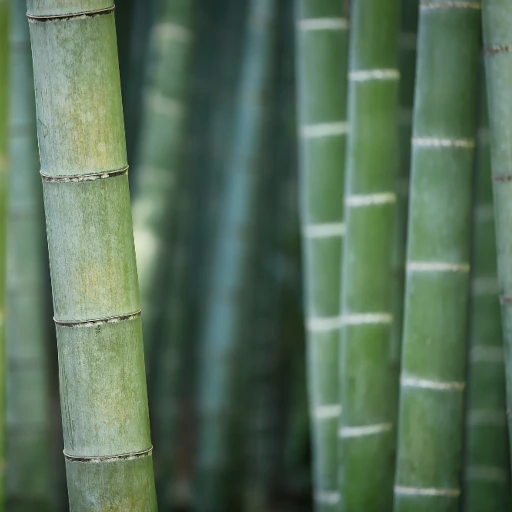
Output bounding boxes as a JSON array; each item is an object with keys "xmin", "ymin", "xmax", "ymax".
[{"xmin": 26, "ymin": 2, "xmax": 157, "ymax": 509}]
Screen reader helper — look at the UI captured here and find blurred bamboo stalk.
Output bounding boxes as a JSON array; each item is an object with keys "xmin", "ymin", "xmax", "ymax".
[
  {"xmin": 295, "ymin": 1, "xmax": 348, "ymax": 509},
  {"xmin": 339, "ymin": 0, "xmax": 400, "ymax": 509},
  {"xmin": 463, "ymin": 76, "xmax": 511, "ymax": 512},
  {"xmin": 394, "ymin": 4, "xmax": 480, "ymax": 511},
  {"xmin": 194, "ymin": 1, "xmax": 277, "ymax": 509},
  {"xmin": 27, "ymin": 1, "xmax": 157, "ymax": 507},
  {"xmin": 6, "ymin": 1, "xmax": 51, "ymax": 508}
]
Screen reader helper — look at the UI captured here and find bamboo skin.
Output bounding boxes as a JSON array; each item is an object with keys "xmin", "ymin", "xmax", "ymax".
[
  {"xmin": 394, "ymin": 3, "xmax": 480, "ymax": 511},
  {"xmin": 295, "ymin": 1, "xmax": 348, "ymax": 509},
  {"xmin": 6, "ymin": 1, "xmax": 51, "ymax": 508},
  {"xmin": 463, "ymin": 78, "xmax": 511, "ymax": 512},
  {"xmin": 26, "ymin": 2, "xmax": 157, "ymax": 509}
]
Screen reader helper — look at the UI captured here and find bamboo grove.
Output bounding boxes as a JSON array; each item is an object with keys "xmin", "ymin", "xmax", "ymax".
[{"xmin": 0, "ymin": 0, "xmax": 512, "ymax": 511}]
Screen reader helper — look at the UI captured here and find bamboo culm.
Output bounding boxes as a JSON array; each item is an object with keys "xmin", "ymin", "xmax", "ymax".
[
  {"xmin": 6, "ymin": 1, "xmax": 51, "ymax": 508},
  {"xmin": 27, "ymin": 2, "xmax": 157, "ymax": 509},
  {"xmin": 394, "ymin": 3, "xmax": 480, "ymax": 511},
  {"xmin": 482, "ymin": 0, "xmax": 512, "ymax": 500},
  {"xmin": 194, "ymin": 1, "xmax": 277, "ymax": 509},
  {"xmin": 295, "ymin": 0, "xmax": 348, "ymax": 509},
  {"xmin": 339, "ymin": 0, "xmax": 400, "ymax": 510},
  {"xmin": 463, "ymin": 75, "xmax": 511, "ymax": 512}
]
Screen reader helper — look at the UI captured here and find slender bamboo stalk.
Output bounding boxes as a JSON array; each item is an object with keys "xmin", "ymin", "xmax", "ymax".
[
  {"xmin": 194, "ymin": 1, "xmax": 277, "ymax": 509},
  {"xmin": 0, "ymin": 0, "xmax": 8, "ymax": 508},
  {"xmin": 6, "ymin": 1, "xmax": 51, "ymax": 509},
  {"xmin": 26, "ymin": 2, "xmax": 157, "ymax": 508},
  {"xmin": 295, "ymin": 1, "xmax": 348, "ymax": 509},
  {"xmin": 482, "ymin": 0, "xmax": 512, "ymax": 502},
  {"xmin": 339, "ymin": 1, "xmax": 400, "ymax": 509},
  {"xmin": 394, "ymin": 3, "xmax": 480, "ymax": 511},
  {"xmin": 463, "ymin": 75, "xmax": 511, "ymax": 512}
]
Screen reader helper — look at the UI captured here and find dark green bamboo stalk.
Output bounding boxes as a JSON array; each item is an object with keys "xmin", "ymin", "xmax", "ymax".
[
  {"xmin": 295, "ymin": 1, "xmax": 348, "ymax": 509},
  {"xmin": 26, "ymin": 2, "xmax": 156, "ymax": 509},
  {"xmin": 194, "ymin": 1, "xmax": 277, "ymax": 509},
  {"xmin": 394, "ymin": 3, "xmax": 480, "ymax": 511},
  {"xmin": 482, "ymin": 0, "xmax": 512, "ymax": 500},
  {"xmin": 339, "ymin": 1, "xmax": 400, "ymax": 510},
  {"xmin": 6, "ymin": 1, "xmax": 51, "ymax": 508},
  {"xmin": 0, "ymin": 0, "xmax": 7, "ymax": 508},
  {"xmin": 463, "ymin": 76, "xmax": 511, "ymax": 512}
]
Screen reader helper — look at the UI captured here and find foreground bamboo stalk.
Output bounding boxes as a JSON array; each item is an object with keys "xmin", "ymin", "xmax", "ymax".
[
  {"xmin": 27, "ymin": 2, "xmax": 156, "ymax": 509},
  {"xmin": 463, "ymin": 78, "xmax": 511, "ymax": 512},
  {"xmin": 295, "ymin": 1, "xmax": 348, "ymax": 509},
  {"xmin": 339, "ymin": 0, "xmax": 400, "ymax": 509},
  {"xmin": 482, "ymin": 0, "xmax": 512, "ymax": 499},
  {"xmin": 6, "ymin": 0, "xmax": 51, "ymax": 508},
  {"xmin": 394, "ymin": 3, "xmax": 480, "ymax": 511}
]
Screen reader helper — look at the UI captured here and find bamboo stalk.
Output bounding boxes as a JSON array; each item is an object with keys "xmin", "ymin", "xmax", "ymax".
[
  {"xmin": 0, "ymin": 0, "xmax": 7, "ymax": 508},
  {"xmin": 482, "ymin": 0, "xmax": 512, "ymax": 503},
  {"xmin": 394, "ymin": 3, "xmax": 480, "ymax": 511},
  {"xmin": 6, "ymin": 1, "xmax": 51, "ymax": 508},
  {"xmin": 295, "ymin": 1, "xmax": 348, "ymax": 509},
  {"xmin": 194, "ymin": 1, "xmax": 277, "ymax": 509},
  {"xmin": 463, "ymin": 75, "xmax": 511, "ymax": 512},
  {"xmin": 339, "ymin": 0, "xmax": 400, "ymax": 509},
  {"xmin": 26, "ymin": 2, "xmax": 157, "ymax": 508}
]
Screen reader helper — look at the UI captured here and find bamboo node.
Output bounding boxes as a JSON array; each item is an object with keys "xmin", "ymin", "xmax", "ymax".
[
  {"xmin": 484, "ymin": 45, "xmax": 512, "ymax": 56},
  {"xmin": 341, "ymin": 313, "xmax": 393, "ymax": 325},
  {"xmin": 394, "ymin": 486, "xmax": 461, "ymax": 497},
  {"xmin": 297, "ymin": 18, "xmax": 349, "ymax": 31},
  {"xmin": 407, "ymin": 261, "xmax": 470, "ymax": 273},
  {"xmin": 311, "ymin": 405, "xmax": 342, "ymax": 420},
  {"xmin": 339, "ymin": 422, "xmax": 393, "ymax": 438},
  {"xmin": 64, "ymin": 445, "xmax": 153, "ymax": 464},
  {"xmin": 27, "ymin": 6, "xmax": 115, "ymax": 22},
  {"xmin": 303, "ymin": 223, "xmax": 345, "ymax": 238},
  {"xmin": 401, "ymin": 376, "xmax": 465, "ymax": 391},
  {"xmin": 54, "ymin": 310, "xmax": 141, "ymax": 328},
  {"xmin": 345, "ymin": 193, "xmax": 396, "ymax": 207},
  {"xmin": 412, "ymin": 137, "xmax": 475, "ymax": 148},
  {"xmin": 306, "ymin": 316, "xmax": 342, "ymax": 332},
  {"xmin": 349, "ymin": 69, "xmax": 400, "ymax": 82},
  {"xmin": 314, "ymin": 491, "xmax": 341, "ymax": 505},
  {"xmin": 419, "ymin": 1, "xmax": 480, "ymax": 9},
  {"xmin": 40, "ymin": 167, "xmax": 128, "ymax": 183},
  {"xmin": 300, "ymin": 121, "xmax": 349, "ymax": 139}
]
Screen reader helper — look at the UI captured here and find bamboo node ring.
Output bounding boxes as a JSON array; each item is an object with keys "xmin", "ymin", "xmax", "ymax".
[
  {"xmin": 64, "ymin": 445, "xmax": 153, "ymax": 464},
  {"xmin": 54, "ymin": 310, "xmax": 142, "ymax": 328},
  {"xmin": 27, "ymin": 6, "xmax": 115, "ymax": 21},
  {"xmin": 40, "ymin": 166, "xmax": 128, "ymax": 183}
]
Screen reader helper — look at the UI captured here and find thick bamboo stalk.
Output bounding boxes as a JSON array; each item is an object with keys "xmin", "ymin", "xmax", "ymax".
[
  {"xmin": 394, "ymin": 3, "xmax": 480, "ymax": 511},
  {"xmin": 6, "ymin": 1, "xmax": 51, "ymax": 509},
  {"xmin": 295, "ymin": 1, "xmax": 348, "ymax": 509},
  {"xmin": 463, "ymin": 77, "xmax": 511, "ymax": 512},
  {"xmin": 482, "ymin": 0, "xmax": 512, "ymax": 502},
  {"xmin": 339, "ymin": 1, "xmax": 400, "ymax": 510},
  {"xmin": 26, "ymin": 2, "xmax": 156, "ymax": 509},
  {"xmin": 194, "ymin": 1, "xmax": 277, "ymax": 509},
  {"xmin": 0, "ymin": 0, "xmax": 7, "ymax": 508}
]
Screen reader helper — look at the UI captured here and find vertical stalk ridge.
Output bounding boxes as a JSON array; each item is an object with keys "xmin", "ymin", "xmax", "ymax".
[
  {"xmin": 26, "ymin": 2, "xmax": 157, "ymax": 509},
  {"xmin": 463, "ymin": 76, "xmax": 511, "ymax": 512},
  {"xmin": 482, "ymin": 0, "xmax": 512, "ymax": 503},
  {"xmin": 394, "ymin": 2, "xmax": 480, "ymax": 511},
  {"xmin": 339, "ymin": 0, "xmax": 400, "ymax": 510},
  {"xmin": 6, "ymin": 0, "xmax": 51, "ymax": 508},
  {"xmin": 295, "ymin": 0, "xmax": 349, "ymax": 509}
]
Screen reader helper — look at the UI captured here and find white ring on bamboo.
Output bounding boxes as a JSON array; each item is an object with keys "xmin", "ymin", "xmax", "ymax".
[
  {"xmin": 412, "ymin": 137, "xmax": 475, "ymax": 148},
  {"xmin": 300, "ymin": 121, "xmax": 349, "ymax": 138},
  {"xmin": 468, "ymin": 409, "xmax": 506, "ymax": 427},
  {"xmin": 307, "ymin": 316, "xmax": 342, "ymax": 332},
  {"xmin": 345, "ymin": 193, "xmax": 396, "ymax": 207},
  {"xmin": 401, "ymin": 376, "xmax": 465, "ymax": 391},
  {"xmin": 147, "ymin": 91, "xmax": 183, "ymax": 117},
  {"xmin": 419, "ymin": 1, "xmax": 481, "ymax": 10},
  {"xmin": 470, "ymin": 346, "xmax": 504, "ymax": 363},
  {"xmin": 154, "ymin": 22, "xmax": 194, "ymax": 43},
  {"xmin": 341, "ymin": 313, "xmax": 393, "ymax": 325},
  {"xmin": 314, "ymin": 491, "xmax": 341, "ymax": 505},
  {"xmin": 312, "ymin": 405, "xmax": 342, "ymax": 419},
  {"xmin": 394, "ymin": 486, "xmax": 460, "ymax": 497},
  {"xmin": 303, "ymin": 223, "xmax": 345, "ymax": 238},
  {"xmin": 407, "ymin": 261, "xmax": 470, "ymax": 273},
  {"xmin": 298, "ymin": 18, "xmax": 349, "ymax": 31},
  {"xmin": 466, "ymin": 466, "xmax": 508, "ymax": 483},
  {"xmin": 349, "ymin": 69, "xmax": 400, "ymax": 82},
  {"xmin": 339, "ymin": 422, "xmax": 392, "ymax": 438}
]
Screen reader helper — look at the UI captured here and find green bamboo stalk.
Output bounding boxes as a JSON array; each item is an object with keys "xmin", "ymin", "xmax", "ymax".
[
  {"xmin": 463, "ymin": 76, "xmax": 511, "ymax": 512},
  {"xmin": 0, "ymin": 0, "xmax": 8, "ymax": 508},
  {"xmin": 394, "ymin": 3, "xmax": 480, "ymax": 511},
  {"xmin": 194, "ymin": 1, "xmax": 277, "ymax": 509},
  {"xmin": 295, "ymin": 1, "xmax": 348, "ymax": 509},
  {"xmin": 26, "ymin": 2, "xmax": 157, "ymax": 509},
  {"xmin": 6, "ymin": 1, "xmax": 51, "ymax": 509},
  {"xmin": 482, "ymin": 0, "xmax": 512, "ymax": 502},
  {"xmin": 339, "ymin": 1, "xmax": 400, "ymax": 509}
]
